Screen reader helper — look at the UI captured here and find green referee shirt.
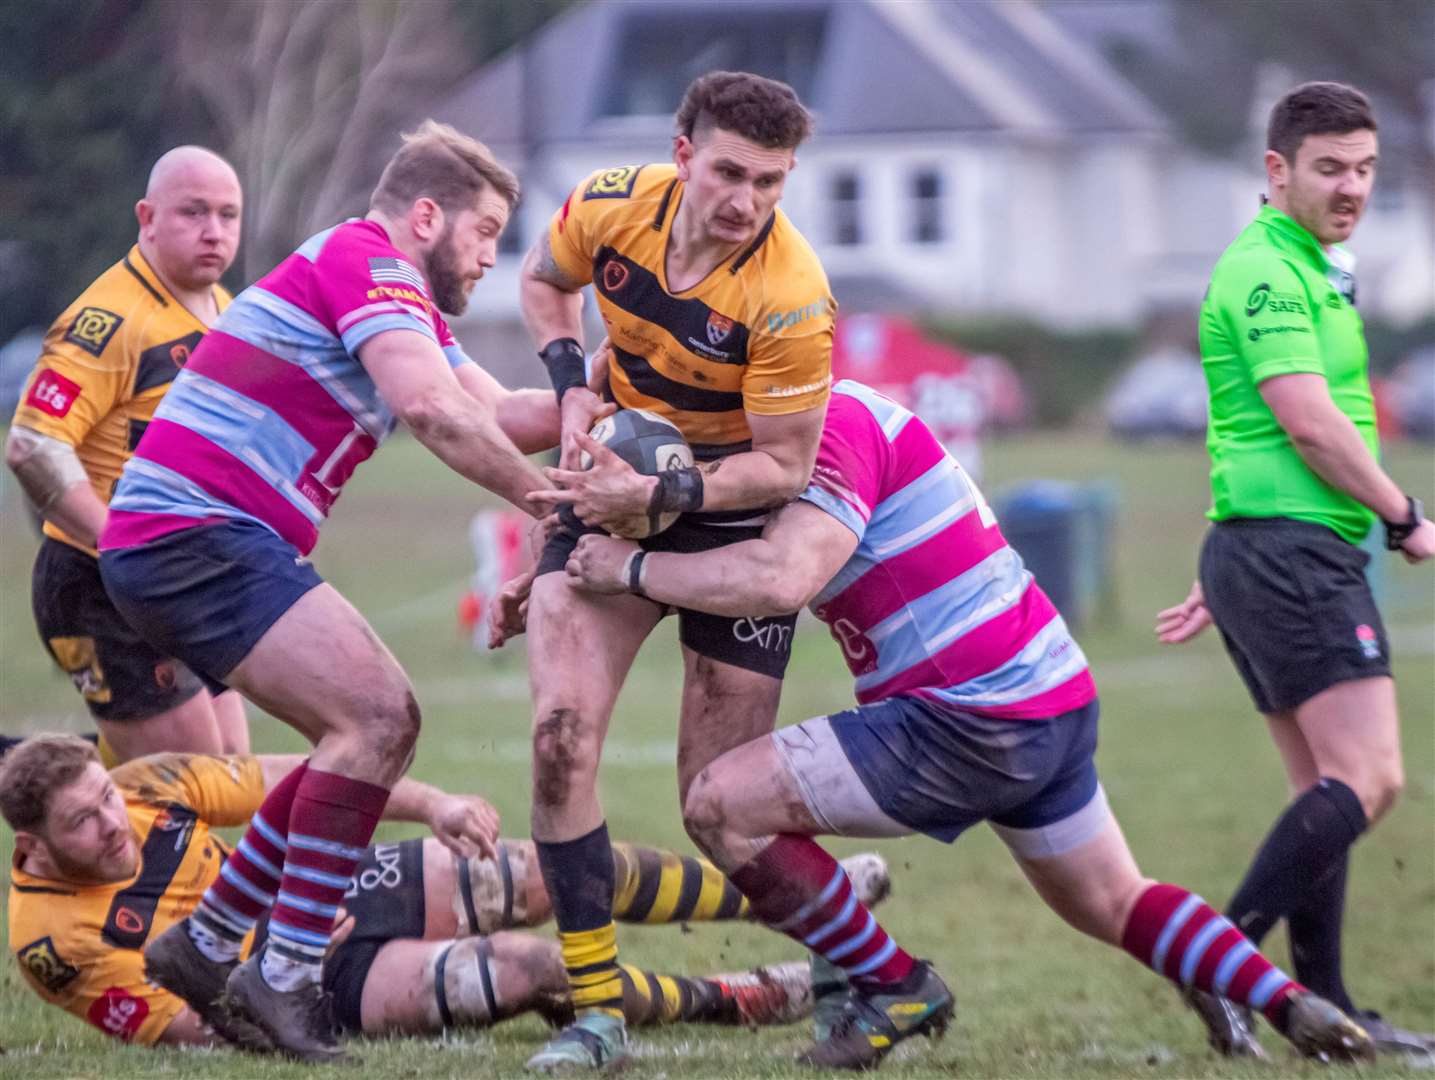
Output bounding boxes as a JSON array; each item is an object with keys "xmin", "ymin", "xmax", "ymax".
[{"xmin": 1199, "ymin": 204, "xmax": 1378, "ymax": 543}]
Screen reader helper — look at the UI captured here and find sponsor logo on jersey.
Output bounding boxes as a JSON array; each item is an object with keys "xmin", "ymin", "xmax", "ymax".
[
  {"xmin": 87, "ymin": 986, "xmax": 149, "ymax": 1041},
  {"xmin": 766, "ymin": 296, "xmax": 831, "ymax": 334},
  {"xmin": 26, "ymin": 368, "xmax": 83, "ymax": 418},
  {"xmin": 1247, "ymin": 324, "xmax": 1312, "ymax": 341},
  {"xmin": 583, "ymin": 165, "xmax": 642, "ymax": 200},
  {"xmin": 18, "ymin": 936, "xmax": 80, "ymax": 993},
  {"xmin": 366, "ymin": 285, "xmax": 433, "ymax": 312},
  {"xmin": 64, "ymin": 307, "xmax": 123, "ymax": 356},
  {"xmin": 1244, "ymin": 282, "xmax": 1306, "ymax": 317}
]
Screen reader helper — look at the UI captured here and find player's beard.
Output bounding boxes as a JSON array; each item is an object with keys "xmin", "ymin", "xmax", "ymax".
[
  {"xmin": 424, "ymin": 224, "xmax": 470, "ymax": 316},
  {"xmin": 48, "ymin": 833, "xmax": 139, "ymax": 884}
]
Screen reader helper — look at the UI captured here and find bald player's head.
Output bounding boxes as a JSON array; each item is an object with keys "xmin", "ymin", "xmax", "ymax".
[{"xmin": 136, "ymin": 145, "xmax": 242, "ymax": 296}]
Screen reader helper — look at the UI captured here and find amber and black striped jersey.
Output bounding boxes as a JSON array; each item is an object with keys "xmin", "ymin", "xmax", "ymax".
[
  {"xmin": 7, "ymin": 754, "xmax": 263, "ymax": 1044},
  {"xmin": 10, "ymin": 246, "xmax": 230, "ymax": 554},
  {"xmin": 548, "ymin": 164, "xmax": 834, "ymax": 459}
]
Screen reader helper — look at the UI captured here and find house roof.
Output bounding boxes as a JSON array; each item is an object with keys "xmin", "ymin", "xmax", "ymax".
[{"xmin": 433, "ymin": 0, "xmax": 1169, "ymax": 152}]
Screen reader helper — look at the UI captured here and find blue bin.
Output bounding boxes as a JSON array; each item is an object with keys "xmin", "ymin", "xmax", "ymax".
[{"xmin": 993, "ymin": 481, "xmax": 1118, "ymax": 630}]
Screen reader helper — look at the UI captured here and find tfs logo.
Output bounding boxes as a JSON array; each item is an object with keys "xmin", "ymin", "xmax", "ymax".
[
  {"xmin": 26, "ymin": 368, "xmax": 82, "ymax": 418},
  {"xmin": 87, "ymin": 986, "xmax": 149, "ymax": 1041}
]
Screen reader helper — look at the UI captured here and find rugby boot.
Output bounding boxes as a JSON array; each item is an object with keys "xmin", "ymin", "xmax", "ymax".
[
  {"xmin": 840, "ymin": 852, "xmax": 893, "ymax": 910},
  {"xmin": 1354, "ymin": 1010, "xmax": 1435, "ymax": 1068},
  {"xmin": 142, "ymin": 920, "xmax": 272, "ymax": 1051},
  {"xmin": 525, "ymin": 1012, "xmax": 628, "ymax": 1072},
  {"xmin": 796, "ymin": 960, "xmax": 953, "ymax": 1071},
  {"xmin": 809, "ymin": 953, "xmax": 851, "ymax": 1042},
  {"xmin": 718, "ymin": 961, "xmax": 814, "ymax": 1027},
  {"xmin": 1280, "ymin": 990, "xmax": 1374, "ymax": 1063},
  {"xmin": 222, "ymin": 953, "xmax": 349, "ymax": 1064},
  {"xmin": 1180, "ymin": 986, "xmax": 1266, "ymax": 1059}
]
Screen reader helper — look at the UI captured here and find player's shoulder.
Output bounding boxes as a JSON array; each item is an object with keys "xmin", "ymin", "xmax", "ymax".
[
  {"xmin": 750, "ymin": 211, "xmax": 834, "ymax": 336},
  {"xmin": 10, "ymin": 885, "xmax": 108, "ymax": 997},
  {"xmin": 576, "ymin": 163, "xmax": 672, "ymax": 204},
  {"xmin": 111, "ymin": 752, "xmax": 238, "ymax": 808},
  {"xmin": 45, "ymin": 251, "xmax": 157, "ymax": 362}
]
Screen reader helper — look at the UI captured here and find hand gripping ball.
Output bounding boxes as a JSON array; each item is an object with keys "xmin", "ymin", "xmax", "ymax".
[{"xmin": 582, "ymin": 408, "xmax": 694, "ymax": 537}]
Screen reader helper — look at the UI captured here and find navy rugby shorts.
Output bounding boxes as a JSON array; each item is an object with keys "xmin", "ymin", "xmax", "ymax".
[
  {"xmin": 774, "ymin": 696, "xmax": 1108, "ymax": 857},
  {"xmin": 99, "ymin": 520, "xmax": 323, "ymax": 694}
]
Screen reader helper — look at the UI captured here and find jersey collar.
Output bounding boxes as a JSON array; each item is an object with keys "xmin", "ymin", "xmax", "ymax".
[
  {"xmin": 122, "ymin": 245, "xmax": 172, "ymax": 307},
  {"xmin": 1256, "ymin": 205, "xmax": 1358, "ymax": 304}
]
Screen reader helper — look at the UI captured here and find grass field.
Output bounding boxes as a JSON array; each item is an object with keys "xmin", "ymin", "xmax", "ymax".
[{"xmin": 1, "ymin": 431, "xmax": 1431, "ymax": 1078}]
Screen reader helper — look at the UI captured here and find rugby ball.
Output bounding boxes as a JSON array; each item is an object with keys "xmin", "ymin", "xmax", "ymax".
[{"xmin": 582, "ymin": 408, "xmax": 694, "ymax": 538}]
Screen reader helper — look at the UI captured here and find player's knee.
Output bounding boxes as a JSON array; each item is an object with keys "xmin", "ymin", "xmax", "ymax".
[
  {"xmin": 1363, "ymin": 763, "xmax": 1403, "ymax": 824},
  {"xmin": 681, "ymin": 768, "xmax": 726, "ymax": 857},
  {"xmin": 530, "ymin": 706, "xmax": 595, "ymax": 809},
  {"xmin": 427, "ymin": 937, "xmax": 499, "ymax": 1029}
]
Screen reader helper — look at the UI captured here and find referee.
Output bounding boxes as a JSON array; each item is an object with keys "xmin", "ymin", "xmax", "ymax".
[{"xmin": 1157, "ymin": 81, "xmax": 1434, "ymax": 1063}]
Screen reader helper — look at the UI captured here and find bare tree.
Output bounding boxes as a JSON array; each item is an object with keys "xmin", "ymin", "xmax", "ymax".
[{"xmin": 173, "ymin": 0, "xmax": 474, "ymax": 279}]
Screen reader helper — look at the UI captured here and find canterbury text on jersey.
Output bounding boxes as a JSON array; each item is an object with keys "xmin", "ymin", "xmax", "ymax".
[
  {"xmin": 548, "ymin": 164, "xmax": 834, "ymax": 459},
  {"xmin": 8, "ymin": 754, "xmax": 264, "ymax": 1044},
  {"xmin": 799, "ymin": 381, "xmax": 1097, "ymax": 720},
  {"xmin": 11, "ymin": 247, "xmax": 231, "ymax": 555},
  {"xmin": 100, "ymin": 221, "xmax": 472, "ymax": 556}
]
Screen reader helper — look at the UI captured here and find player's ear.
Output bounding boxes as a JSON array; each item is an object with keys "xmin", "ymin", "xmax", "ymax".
[
  {"xmin": 135, "ymin": 199, "xmax": 154, "ymax": 231},
  {"xmin": 1264, "ymin": 149, "xmax": 1288, "ymax": 192},
  {"xmin": 12, "ymin": 830, "xmax": 43, "ymax": 860},
  {"xmin": 411, "ymin": 197, "xmax": 443, "ymax": 244},
  {"xmin": 673, "ymin": 135, "xmax": 694, "ymax": 180}
]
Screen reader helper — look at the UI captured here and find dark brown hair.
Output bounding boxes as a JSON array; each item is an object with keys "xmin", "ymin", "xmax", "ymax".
[
  {"xmin": 1267, "ymin": 82, "xmax": 1377, "ymax": 163},
  {"xmin": 370, "ymin": 119, "xmax": 520, "ymax": 217},
  {"xmin": 674, "ymin": 71, "xmax": 813, "ymax": 149},
  {"xmin": 0, "ymin": 734, "xmax": 99, "ymax": 833}
]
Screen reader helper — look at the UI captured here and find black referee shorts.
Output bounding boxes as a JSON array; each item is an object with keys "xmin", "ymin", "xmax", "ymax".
[
  {"xmin": 537, "ymin": 508, "xmax": 796, "ymax": 680},
  {"xmin": 1199, "ymin": 518, "xmax": 1391, "ymax": 715}
]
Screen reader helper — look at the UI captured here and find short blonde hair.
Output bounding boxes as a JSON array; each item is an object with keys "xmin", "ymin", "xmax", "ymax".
[
  {"xmin": 370, "ymin": 119, "xmax": 520, "ymax": 217},
  {"xmin": 0, "ymin": 734, "xmax": 100, "ymax": 833}
]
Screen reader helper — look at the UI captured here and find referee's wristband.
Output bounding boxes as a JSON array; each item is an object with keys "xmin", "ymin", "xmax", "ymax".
[
  {"xmin": 624, "ymin": 550, "xmax": 649, "ymax": 597},
  {"xmin": 538, "ymin": 337, "xmax": 587, "ymax": 404},
  {"xmin": 649, "ymin": 467, "xmax": 704, "ymax": 516},
  {"xmin": 1383, "ymin": 495, "xmax": 1423, "ymax": 551}
]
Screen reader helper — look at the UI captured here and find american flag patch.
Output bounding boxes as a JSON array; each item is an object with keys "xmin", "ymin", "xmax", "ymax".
[{"xmin": 368, "ymin": 256, "xmax": 426, "ymax": 291}]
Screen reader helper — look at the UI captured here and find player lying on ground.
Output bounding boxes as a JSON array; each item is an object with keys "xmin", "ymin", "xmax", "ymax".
[
  {"xmin": 558, "ymin": 379, "xmax": 1375, "ymax": 1070},
  {"xmin": 3, "ymin": 737, "xmax": 897, "ymax": 1048}
]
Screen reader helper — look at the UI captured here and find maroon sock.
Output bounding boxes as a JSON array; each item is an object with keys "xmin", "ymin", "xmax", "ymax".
[
  {"xmin": 730, "ymin": 834, "xmax": 914, "ymax": 987},
  {"xmin": 265, "ymin": 767, "xmax": 389, "ymax": 968},
  {"xmin": 1122, "ymin": 882, "xmax": 1301, "ymax": 1026},
  {"xmin": 192, "ymin": 760, "xmax": 307, "ymax": 943}
]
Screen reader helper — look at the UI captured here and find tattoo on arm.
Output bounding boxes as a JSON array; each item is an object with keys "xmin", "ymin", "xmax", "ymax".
[{"xmin": 524, "ymin": 233, "xmax": 582, "ymax": 291}]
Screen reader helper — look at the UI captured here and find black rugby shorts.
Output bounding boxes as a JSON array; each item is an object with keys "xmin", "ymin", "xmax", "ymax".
[{"xmin": 1199, "ymin": 518, "xmax": 1391, "ymax": 714}]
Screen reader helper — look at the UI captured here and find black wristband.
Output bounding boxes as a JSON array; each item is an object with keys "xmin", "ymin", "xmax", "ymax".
[
  {"xmin": 626, "ymin": 550, "xmax": 648, "ymax": 596},
  {"xmin": 1383, "ymin": 495, "xmax": 1423, "ymax": 551},
  {"xmin": 649, "ymin": 467, "xmax": 704, "ymax": 516},
  {"xmin": 538, "ymin": 337, "xmax": 587, "ymax": 404}
]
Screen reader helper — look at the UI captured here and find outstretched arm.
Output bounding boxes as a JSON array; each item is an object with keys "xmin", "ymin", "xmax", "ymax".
[{"xmin": 565, "ymin": 499, "xmax": 857, "ymax": 617}]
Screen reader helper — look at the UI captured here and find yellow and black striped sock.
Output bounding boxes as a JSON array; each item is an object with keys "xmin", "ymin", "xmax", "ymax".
[
  {"xmin": 611, "ymin": 843, "xmax": 749, "ymax": 924},
  {"xmin": 617, "ymin": 963, "xmax": 730, "ymax": 1026},
  {"xmin": 560, "ymin": 923, "xmax": 624, "ymax": 1019}
]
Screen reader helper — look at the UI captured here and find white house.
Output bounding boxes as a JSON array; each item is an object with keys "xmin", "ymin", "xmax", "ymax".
[{"xmin": 431, "ymin": 0, "xmax": 1431, "ymax": 377}]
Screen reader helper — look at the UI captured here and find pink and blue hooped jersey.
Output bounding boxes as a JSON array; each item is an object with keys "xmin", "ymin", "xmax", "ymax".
[
  {"xmin": 100, "ymin": 221, "xmax": 472, "ymax": 557},
  {"xmin": 801, "ymin": 381, "xmax": 1097, "ymax": 721}
]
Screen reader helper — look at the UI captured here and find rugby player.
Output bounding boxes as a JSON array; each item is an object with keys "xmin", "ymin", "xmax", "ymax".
[
  {"xmin": 564, "ymin": 380, "xmax": 1375, "ymax": 1070},
  {"xmin": 3, "ymin": 736, "xmax": 858, "ymax": 1050},
  {"xmin": 515, "ymin": 69, "xmax": 835, "ymax": 1071},
  {"xmin": 1157, "ymin": 81, "xmax": 1435, "ymax": 1063},
  {"xmin": 5, "ymin": 147, "xmax": 249, "ymax": 764},
  {"xmin": 94, "ymin": 121, "xmax": 559, "ymax": 1060}
]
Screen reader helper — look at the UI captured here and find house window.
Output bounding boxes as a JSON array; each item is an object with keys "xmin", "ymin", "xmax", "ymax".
[
  {"xmin": 909, "ymin": 168, "xmax": 944, "ymax": 244},
  {"xmin": 830, "ymin": 171, "xmax": 862, "ymax": 246}
]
